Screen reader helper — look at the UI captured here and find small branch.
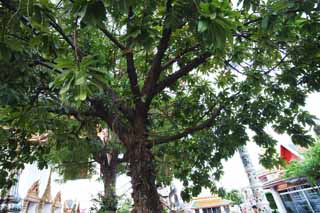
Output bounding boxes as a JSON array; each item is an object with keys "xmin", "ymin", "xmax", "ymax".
[
  {"xmin": 7, "ymin": 33, "xmax": 29, "ymax": 42},
  {"xmin": 154, "ymin": 105, "xmax": 224, "ymax": 145},
  {"xmin": 161, "ymin": 44, "xmax": 200, "ymax": 71},
  {"xmin": 46, "ymin": 14, "xmax": 76, "ymax": 50},
  {"xmin": 152, "ymin": 52, "xmax": 211, "ymax": 95},
  {"xmin": 99, "ymin": 25, "xmax": 127, "ymax": 51},
  {"xmin": 33, "ymin": 56, "xmax": 133, "ymax": 123},
  {"xmin": 225, "ymin": 61, "xmax": 246, "ymax": 75},
  {"xmin": 55, "ymin": 160, "xmax": 96, "ymax": 167},
  {"xmin": 33, "ymin": 59, "xmax": 63, "ymax": 73},
  {"xmin": 72, "ymin": 16, "xmax": 81, "ymax": 65},
  {"xmin": 264, "ymin": 54, "xmax": 288, "ymax": 74}
]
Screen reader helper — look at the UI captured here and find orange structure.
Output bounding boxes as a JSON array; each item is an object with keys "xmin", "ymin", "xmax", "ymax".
[{"xmin": 191, "ymin": 196, "xmax": 230, "ymax": 213}]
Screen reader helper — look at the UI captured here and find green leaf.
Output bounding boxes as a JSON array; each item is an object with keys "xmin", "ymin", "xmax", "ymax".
[
  {"xmin": 55, "ymin": 57, "xmax": 76, "ymax": 69},
  {"xmin": 76, "ymin": 85, "xmax": 87, "ymax": 101},
  {"xmin": 197, "ymin": 20, "xmax": 208, "ymax": 33},
  {"xmin": 81, "ymin": 0, "xmax": 106, "ymax": 26},
  {"xmin": 75, "ymin": 74, "xmax": 87, "ymax": 86},
  {"xmin": 59, "ymin": 78, "xmax": 73, "ymax": 97},
  {"xmin": 50, "ymin": 70, "xmax": 73, "ymax": 89},
  {"xmin": 261, "ymin": 15, "xmax": 269, "ymax": 30}
]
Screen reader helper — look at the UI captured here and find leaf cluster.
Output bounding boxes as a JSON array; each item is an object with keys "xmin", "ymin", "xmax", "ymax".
[{"xmin": 285, "ymin": 140, "xmax": 320, "ymax": 184}]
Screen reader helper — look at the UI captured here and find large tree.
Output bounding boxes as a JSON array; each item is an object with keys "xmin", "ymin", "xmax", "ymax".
[{"xmin": 0, "ymin": 0, "xmax": 320, "ymax": 212}]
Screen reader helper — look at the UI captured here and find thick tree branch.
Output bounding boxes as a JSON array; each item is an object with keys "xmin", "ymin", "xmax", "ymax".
[
  {"xmin": 161, "ymin": 44, "xmax": 201, "ymax": 71},
  {"xmin": 103, "ymin": 86, "xmax": 135, "ymax": 122},
  {"xmin": 46, "ymin": 15, "xmax": 76, "ymax": 50},
  {"xmin": 142, "ymin": 28, "xmax": 172, "ymax": 95},
  {"xmin": 89, "ymin": 98, "xmax": 129, "ymax": 143},
  {"xmin": 141, "ymin": 0, "xmax": 173, "ymax": 97},
  {"xmin": 126, "ymin": 53, "xmax": 141, "ymax": 102},
  {"xmin": 154, "ymin": 105, "xmax": 224, "ymax": 145},
  {"xmin": 99, "ymin": 25, "xmax": 127, "ymax": 51},
  {"xmin": 120, "ymin": 6, "xmax": 142, "ymax": 104},
  {"xmin": 152, "ymin": 52, "xmax": 212, "ymax": 95}
]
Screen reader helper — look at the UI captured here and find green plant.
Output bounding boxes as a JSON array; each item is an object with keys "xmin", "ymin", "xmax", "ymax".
[{"xmin": 285, "ymin": 140, "xmax": 320, "ymax": 184}]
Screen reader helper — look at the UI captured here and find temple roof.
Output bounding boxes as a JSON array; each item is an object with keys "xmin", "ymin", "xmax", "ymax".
[
  {"xmin": 25, "ymin": 180, "xmax": 40, "ymax": 202},
  {"xmin": 53, "ymin": 192, "xmax": 62, "ymax": 208},
  {"xmin": 191, "ymin": 196, "xmax": 230, "ymax": 209},
  {"xmin": 41, "ymin": 170, "xmax": 52, "ymax": 203}
]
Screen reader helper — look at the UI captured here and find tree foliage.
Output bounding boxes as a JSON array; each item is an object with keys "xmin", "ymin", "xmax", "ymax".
[
  {"xmin": 0, "ymin": 0, "xmax": 320, "ymax": 210},
  {"xmin": 224, "ymin": 189, "xmax": 243, "ymax": 206},
  {"xmin": 0, "ymin": 128, "xmax": 49, "ymax": 194},
  {"xmin": 285, "ymin": 140, "xmax": 320, "ymax": 184}
]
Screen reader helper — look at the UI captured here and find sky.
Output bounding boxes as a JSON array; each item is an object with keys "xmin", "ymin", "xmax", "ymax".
[{"xmin": 18, "ymin": 93, "xmax": 320, "ymax": 210}]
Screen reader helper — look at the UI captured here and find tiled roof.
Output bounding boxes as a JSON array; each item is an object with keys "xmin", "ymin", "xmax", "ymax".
[{"xmin": 191, "ymin": 197, "xmax": 230, "ymax": 209}]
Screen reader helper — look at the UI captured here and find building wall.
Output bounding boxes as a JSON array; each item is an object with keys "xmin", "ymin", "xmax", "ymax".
[
  {"xmin": 43, "ymin": 203, "xmax": 52, "ymax": 213},
  {"xmin": 27, "ymin": 203, "xmax": 38, "ymax": 213}
]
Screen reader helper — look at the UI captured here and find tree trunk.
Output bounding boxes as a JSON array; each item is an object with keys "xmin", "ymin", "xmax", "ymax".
[
  {"xmin": 100, "ymin": 154, "xmax": 118, "ymax": 213},
  {"xmin": 128, "ymin": 142, "xmax": 162, "ymax": 213}
]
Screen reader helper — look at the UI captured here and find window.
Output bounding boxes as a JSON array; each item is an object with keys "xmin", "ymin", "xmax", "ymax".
[
  {"xmin": 281, "ymin": 194, "xmax": 297, "ymax": 213},
  {"xmin": 289, "ymin": 191, "xmax": 313, "ymax": 212},
  {"xmin": 304, "ymin": 188, "xmax": 320, "ymax": 212},
  {"xmin": 202, "ymin": 208, "xmax": 222, "ymax": 213},
  {"xmin": 224, "ymin": 206, "xmax": 230, "ymax": 213},
  {"xmin": 212, "ymin": 208, "xmax": 221, "ymax": 213},
  {"xmin": 203, "ymin": 208, "xmax": 212, "ymax": 213}
]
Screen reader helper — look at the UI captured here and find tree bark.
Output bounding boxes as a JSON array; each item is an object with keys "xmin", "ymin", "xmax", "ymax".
[
  {"xmin": 128, "ymin": 142, "xmax": 162, "ymax": 213},
  {"xmin": 100, "ymin": 154, "xmax": 118, "ymax": 213}
]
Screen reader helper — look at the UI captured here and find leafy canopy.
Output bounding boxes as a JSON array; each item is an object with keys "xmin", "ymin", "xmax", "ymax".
[
  {"xmin": 0, "ymin": 0, "xmax": 319, "ymax": 201},
  {"xmin": 285, "ymin": 140, "xmax": 320, "ymax": 184}
]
